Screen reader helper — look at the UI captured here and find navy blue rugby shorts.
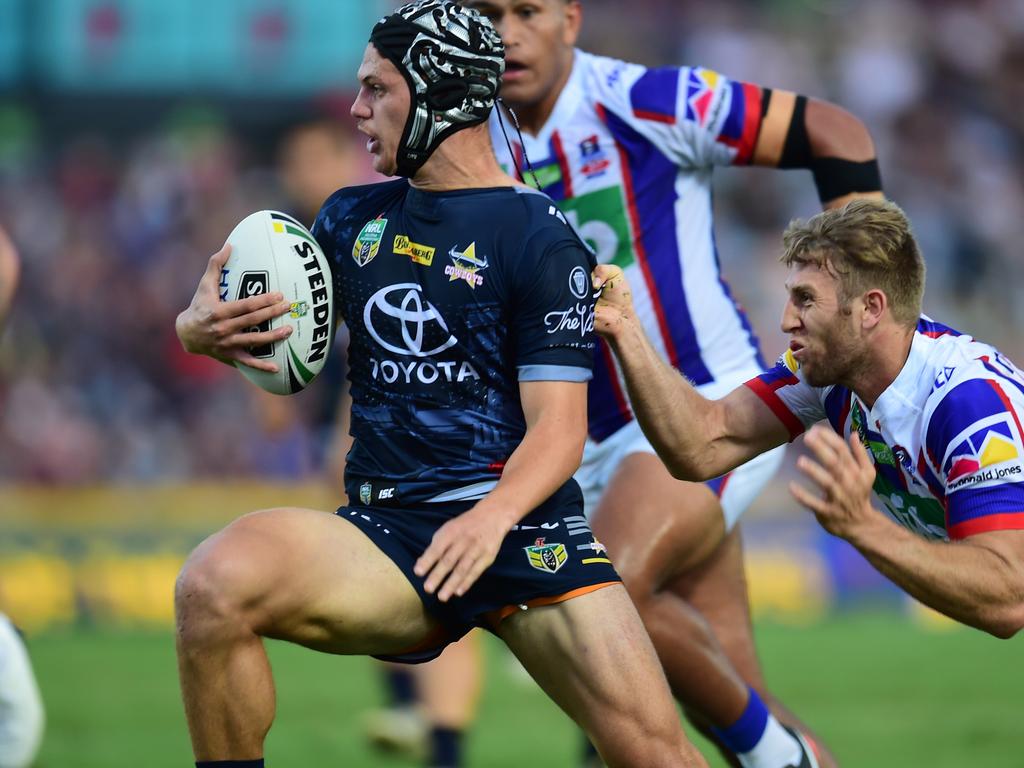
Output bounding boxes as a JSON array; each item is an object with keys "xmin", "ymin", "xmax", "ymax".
[{"xmin": 336, "ymin": 480, "xmax": 620, "ymax": 664}]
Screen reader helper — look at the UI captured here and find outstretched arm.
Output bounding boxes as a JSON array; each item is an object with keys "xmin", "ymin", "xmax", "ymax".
[
  {"xmin": 415, "ymin": 378, "xmax": 588, "ymax": 602},
  {"xmin": 794, "ymin": 426, "xmax": 1024, "ymax": 638},
  {"xmin": 752, "ymin": 89, "xmax": 884, "ymax": 209},
  {"xmin": 593, "ymin": 265, "xmax": 790, "ymax": 480},
  {"xmin": 0, "ymin": 226, "xmax": 19, "ymax": 330}
]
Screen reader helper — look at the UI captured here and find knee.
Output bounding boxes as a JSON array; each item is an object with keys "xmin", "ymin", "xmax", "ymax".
[
  {"xmin": 607, "ymin": 545, "xmax": 661, "ymax": 610},
  {"xmin": 174, "ymin": 526, "xmax": 267, "ymax": 644},
  {"xmin": 593, "ymin": 526, "xmax": 651, "ymax": 599}
]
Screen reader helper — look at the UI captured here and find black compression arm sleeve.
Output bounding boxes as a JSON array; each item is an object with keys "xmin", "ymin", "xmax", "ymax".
[{"xmin": 778, "ymin": 95, "xmax": 811, "ymax": 169}]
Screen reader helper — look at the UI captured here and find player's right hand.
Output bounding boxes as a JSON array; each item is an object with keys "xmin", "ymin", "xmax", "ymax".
[
  {"xmin": 414, "ymin": 504, "xmax": 508, "ymax": 603},
  {"xmin": 592, "ymin": 264, "xmax": 636, "ymax": 339},
  {"xmin": 175, "ymin": 244, "xmax": 294, "ymax": 372}
]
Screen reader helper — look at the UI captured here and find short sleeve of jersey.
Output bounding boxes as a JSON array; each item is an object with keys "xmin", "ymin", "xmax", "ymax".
[
  {"xmin": 924, "ymin": 376, "xmax": 1024, "ymax": 539},
  {"xmin": 311, "ymin": 186, "xmax": 362, "ymax": 257},
  {"xmin": 311, "ymin": 195, "xmax": 336, "ymax": 249},
  {"xmin": 594, "ymin": 57, "xmax": 764, "ymax": 169},
  {"xmin": 511, "ymin": 217, "xmax": 597, "ymax": 383},
  {"xmin": 743, "ymin": 351, "xmax": 826, "ymax": 440}
]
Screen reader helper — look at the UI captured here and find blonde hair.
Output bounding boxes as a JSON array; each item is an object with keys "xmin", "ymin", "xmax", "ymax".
[{"xmin": 781, "ymin": 199, "xmax": 925, "ymax": 327}]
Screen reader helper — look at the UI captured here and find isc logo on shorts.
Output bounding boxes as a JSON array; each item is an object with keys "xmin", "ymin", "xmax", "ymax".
[
  {"xmin": 358, "ymin": 482, "xmax": 398, "ymax": 505},
  {"xmin": 524, "ymin": 538, "xmax": 568, "ymax": 573}
]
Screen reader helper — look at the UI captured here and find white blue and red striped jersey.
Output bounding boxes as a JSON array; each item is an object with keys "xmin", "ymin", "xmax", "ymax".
[
  {"xmin": 489, "ymin": 50, "xmax": 768, "ymax": 441},
  {"xmin": 746, "ymin": 318, "xmax": 1024, "ymax": 541}
]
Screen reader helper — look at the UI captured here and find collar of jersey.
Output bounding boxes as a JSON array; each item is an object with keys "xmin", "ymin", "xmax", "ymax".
[
  {"xmin": 406, "ymin": 183, "xmax": 519, "ymax": 219},
  {"xmin": 868, "ymin": 326, "xmax": 931, "ymax": 418}
]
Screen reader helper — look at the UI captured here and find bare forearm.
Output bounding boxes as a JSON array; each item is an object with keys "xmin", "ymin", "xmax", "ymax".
[
  {"xmin": 849, "ymin": 515, "xmax": 1024, "ymax": 638},
  {"xmin": 475, "ymin": 422, "xmax": 585, "ymax": 527},
  {"xmin": 605, "ymin": 319, "xmax": 718, "ymax": 480}
]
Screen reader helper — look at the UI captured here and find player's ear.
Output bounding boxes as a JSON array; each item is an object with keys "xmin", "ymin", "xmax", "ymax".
[
  {"xmin": 562, "ymin": 0, "xmax": 583, "ymax": 46},
  {"xmin": 861, "ymin": 288, "xmax": 887, "ymax": 330}
]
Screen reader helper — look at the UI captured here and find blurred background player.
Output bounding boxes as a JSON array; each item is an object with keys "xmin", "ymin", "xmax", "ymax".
[
  {"xmin": 0, "ymin": 613, "xmax": 44, "ymax": 768},
  {"xmin": 0, "ymin": 228, "xmax": 45, "ymax": 768},
  {"xmin": 590, "ymin": 199, "xmax": 1024, "ymax": 638},
  {"xmin": 461, "ymin": 1, "xmax": 880, "ymax": 766}
]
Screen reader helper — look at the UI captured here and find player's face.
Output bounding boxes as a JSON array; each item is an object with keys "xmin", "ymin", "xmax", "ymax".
[
  {"xmin": 782, "ymin": 263, "xmax": 867, "ymax": 387},
  {"xmin": 465, "ymin": 0, "xmax": 581, "ymax": 109},
  {"xmin": 351, "ymin": 44, "xmax": 410, "ymax": 177}
]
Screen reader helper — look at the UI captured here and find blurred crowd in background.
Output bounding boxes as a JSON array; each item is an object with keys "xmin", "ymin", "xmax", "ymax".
[{"xmin": 0, "ymin": 0, "xmax": 1021, "ymax": 486}]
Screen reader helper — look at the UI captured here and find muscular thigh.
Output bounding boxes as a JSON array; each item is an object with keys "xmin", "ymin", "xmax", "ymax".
[
  {"xmin": 494, "ymin": 584, "xmax": 680, "ymax": 734},
  {"xmin": 591, "ymin": 452, "xmax": 725, "ymax": 589},
  {"xmin": 184, "ymin": 507, "xmax": 440, "ymax": 656}
]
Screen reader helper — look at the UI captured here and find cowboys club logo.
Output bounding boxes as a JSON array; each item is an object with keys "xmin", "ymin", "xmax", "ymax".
[{"xmin": 363, "ymin": 283, "xmax": 458, "ymax": 357}]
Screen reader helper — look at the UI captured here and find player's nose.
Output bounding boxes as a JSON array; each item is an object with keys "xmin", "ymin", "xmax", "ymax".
[
  {"xmin": 780, "ymin": 299, "xmax": 800, "ymax": 332},
  {"xmin": 493, "ymin": 16, "xmax": 520, "ymax": 47},
  {"xmin": 350, "ymin": 90, "xmax": 371, "ymax": 120}
]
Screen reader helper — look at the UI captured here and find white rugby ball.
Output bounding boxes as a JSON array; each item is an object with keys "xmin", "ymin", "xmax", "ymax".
[{"xmin": 221, "ymin": 210, "xmax": 334, "ymax": 395}]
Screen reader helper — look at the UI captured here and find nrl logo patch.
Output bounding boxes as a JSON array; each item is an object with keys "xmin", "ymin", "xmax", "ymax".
[
  {"xmin": 359, "ymin": 482, "xmax": 372, "ymax": 506},
  {"xmin": 352, "ymin": 218, "xmax": 388, "ymax": 267},
  {"xmin": 525, "ymin": 537, "xmax": 567, "ymax": 573}
]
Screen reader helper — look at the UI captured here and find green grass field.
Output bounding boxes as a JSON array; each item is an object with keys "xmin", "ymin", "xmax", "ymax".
[{"xmin": 27, "ymin": 613, "xmax": 1023, "ymax": 767}]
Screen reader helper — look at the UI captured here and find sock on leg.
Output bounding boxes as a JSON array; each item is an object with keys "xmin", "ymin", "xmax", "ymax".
[
  {"xmin": 196, "ymin": 761, "xmax": 265, "ymax": 768},
  {"xmin": 710, "ymin": 687, "xmax": 801, "ymax": 768},
  {"xmin": 385, "ymin": 668, "xmax": 417, "ymax": 708},
  {"xmin": 429, "ymin": 726, "xmax": 463, "ymax": 768}
]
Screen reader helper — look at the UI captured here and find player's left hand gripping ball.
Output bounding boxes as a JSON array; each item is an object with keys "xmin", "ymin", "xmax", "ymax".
[{"xmin": 221, "ymin": 210, "xmax": 335, "ymax": 394}]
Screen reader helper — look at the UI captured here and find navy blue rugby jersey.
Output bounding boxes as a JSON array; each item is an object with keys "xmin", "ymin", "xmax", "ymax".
[{"xmin": 312, "ymin": 179, "xmax": 597, "ymax": 506}]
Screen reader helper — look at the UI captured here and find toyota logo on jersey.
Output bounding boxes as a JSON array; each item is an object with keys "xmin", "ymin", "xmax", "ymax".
[{"xmin": 363, "ymin": 283, "xmax": 459, "ymax": 357}]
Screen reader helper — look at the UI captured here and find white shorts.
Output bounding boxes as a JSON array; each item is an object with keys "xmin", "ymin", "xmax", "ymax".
[
  {"xmin": 576, "ymin": 378, "xmax": 785, "ymax": 531},
  {"xmin": 0, "ymin": 614, "xmax": 45, "ymax": 768}
]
